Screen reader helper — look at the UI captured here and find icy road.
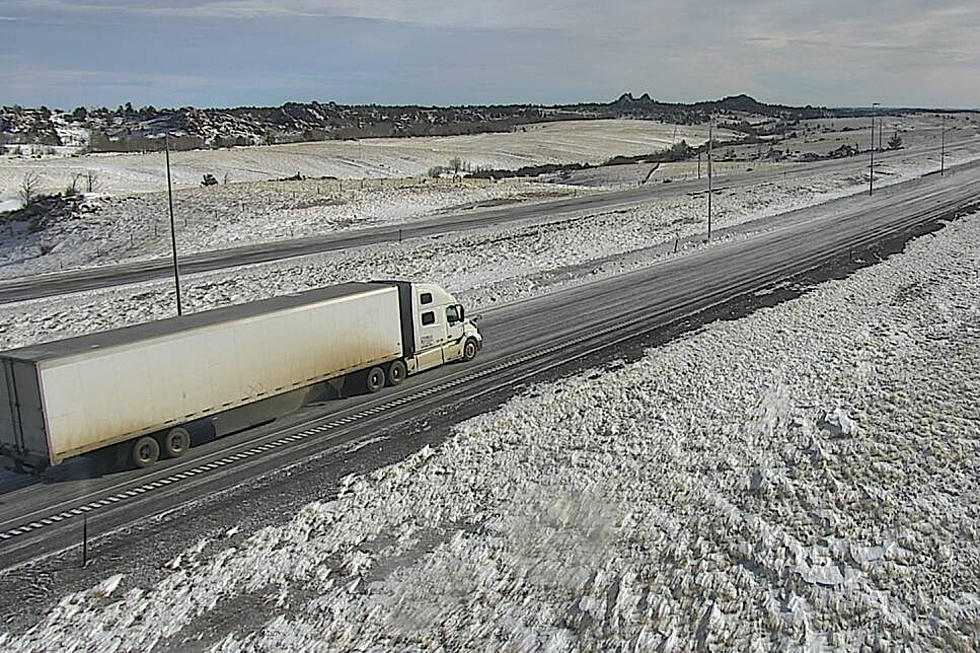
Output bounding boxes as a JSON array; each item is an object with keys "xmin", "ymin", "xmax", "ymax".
[{"xmin": 1, "ymin": 154, "xmax": 978, "ymax": 563}]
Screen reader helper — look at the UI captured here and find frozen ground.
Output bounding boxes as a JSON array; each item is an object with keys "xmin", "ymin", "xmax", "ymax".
[
  {"xmin": 3, "ymin": 116, "xmax": 978, "ymax": 281},
  {"xmin": 0, "ymin": 120, "xmax": 721, "ymax": 199},
  {"xmin": 0, "ymin": 177, "xmax": 587, "ymax": 278},
  {"xmin": 0, "ymin": 140, "xmax": 976, "ymax": 353},
  {"xmin": 4, "ymin": 213, "xmax": 978, "ymax": 650}
]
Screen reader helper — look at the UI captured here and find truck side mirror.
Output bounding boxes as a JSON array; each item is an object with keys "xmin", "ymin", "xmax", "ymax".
[{"xmin": 458, "ymin": 305, "xmax": 465, "ymax": 321}]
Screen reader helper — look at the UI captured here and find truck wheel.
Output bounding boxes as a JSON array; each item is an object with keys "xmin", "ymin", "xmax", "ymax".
[
  {"xmin": 132, "ymin": 436, "xmax": 160, "ymax": 468},
  {"xmin": 387, "ymin": 360, "xmax": 407, "ymax": 386},
  {"xmin": 462, "ymin": 338, "xmax": 479, "ymax": 362},
  {"xmin": 163, "ymin": 427, "xmax": 191, "ymax": 458},
  {"xmin": 365, "ymin": 366, "xmax": 385, "ymax": 393}
]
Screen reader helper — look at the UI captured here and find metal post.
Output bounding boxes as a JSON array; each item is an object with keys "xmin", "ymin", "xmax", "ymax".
[
  {"xmin": 82, "ymin": 513, "xmax": 88, "ymax": 567},
  {"xmin": 707, "ymin": 120, "xmax": 713, "ymax": 239},
  {"xmin": 869, "ymin": 103, "xmax": 879, "ymax": 196},
  {"xmin": 165, "ymin": 134, "xmax": 183, "ymax": 316},
  {"xmin": 940, "ymin": 114, "xmax": 946, "ymax": 176},
  {"xmin": 697, "ymin": 152, "xmax": 701, "ymax": 180}
]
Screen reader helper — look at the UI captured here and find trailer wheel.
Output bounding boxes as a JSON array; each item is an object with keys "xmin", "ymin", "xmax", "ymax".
[
  {"xmin": 365, "ymin": 366, "xmax": 385, "ymax": 393},
  {"xmin": 462, "ymin": 338, "xmax": 479, "ymax": 362},
  {"xmin": 163, "ymin": 427, "xmax": 191, "ymax": 458},
  {"xmin": 386, "ymin": 360, "xmax": 407, "ymax": 386},
  {"xmin": 132, "ymin": 436, "xmax": 160, "ymax": 468}
]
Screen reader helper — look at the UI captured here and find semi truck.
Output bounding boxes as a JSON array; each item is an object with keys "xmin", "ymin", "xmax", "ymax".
[{"xmin": 0, "ymin": 280, "xmax": 482, "ymax": 473}]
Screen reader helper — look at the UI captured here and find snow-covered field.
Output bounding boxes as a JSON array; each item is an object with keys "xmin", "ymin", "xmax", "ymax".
[
  {"xmin": 1, "ymin": 141, "xmax": 976, "ymax": 352},
  {"xmin": 4, "ymin": 122, "xmax": 980, "ymax": 282},
  {"xmin": 0, "ymin": 120, "xmax": 721, "ymax": 199},
  {"xmin": 3, "ymin": 115, "xmax": 979, "ymax": 283},
  {"xmin": 0, "ymin": 177, "xmax": 588, "ymax": 278},
  {"xmin": 4, "ymin": 212, "xmax": 978, "ymax": 650},
  {"xmin": 0, "ymin": 164, "xmax": 899, "ymax": 350}
]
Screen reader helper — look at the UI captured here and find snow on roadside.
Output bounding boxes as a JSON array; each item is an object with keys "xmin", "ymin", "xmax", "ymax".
[
  {"xmin": 0, "ymin": 178, "xmax": 585, "ymax": 279},
  {"xmin": 0, "ymin": 157, "xmax": 956, "ymax": 352},
  {"xmin": 3, "ymin": 129, "xmax": 978, "ymax": 281},
  {"xmin": 4, "ymin": 207, "xmax": 979, "ymax": 650}
]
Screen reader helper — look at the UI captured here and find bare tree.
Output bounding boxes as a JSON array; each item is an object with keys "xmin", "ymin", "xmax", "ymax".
[
  {"xmin": 449, "ymin": 156, "xmax": 465, "ymax": 181},
  {"xmin": 67, "ymin": 171, "xmax": 85, "ymax": 195},
  {"xmin": 85, "ymin": 170, "xmax": 100, "ymax": 192},
  {"xmin": 18, "ymin": 172, "xmax": 41, "ymax": 205}
]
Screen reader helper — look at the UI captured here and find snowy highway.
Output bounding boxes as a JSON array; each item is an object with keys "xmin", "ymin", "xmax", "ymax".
[
  {"xmin": 1, "ymin": 136, "xmax": 977, "ymax": 306},
  {"xmin": 0, "ymin": 156, "xmax": 978, "ymax": 579}
]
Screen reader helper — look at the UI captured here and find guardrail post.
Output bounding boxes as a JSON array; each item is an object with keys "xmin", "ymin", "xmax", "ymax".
[{"xmin": 81, "ymin": 513, "xmax": 88, "ymax": 567}]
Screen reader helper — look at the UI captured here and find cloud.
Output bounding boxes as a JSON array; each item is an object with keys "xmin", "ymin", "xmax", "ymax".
[{"xmin": 1, "ymin": 0, "xmax": 977, "ymax": 107}]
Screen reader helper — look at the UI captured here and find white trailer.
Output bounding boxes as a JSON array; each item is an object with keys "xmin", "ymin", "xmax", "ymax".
[{"xmin": 0, "ymin": 281, "xmax": 481, "ymax": 472}]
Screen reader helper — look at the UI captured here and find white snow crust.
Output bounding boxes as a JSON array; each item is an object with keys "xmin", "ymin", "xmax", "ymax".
[
  {"xmin": 0, "ymin": 178, "xmax": 587, "ymax": 279},
  {"xmin": 0, "ymin": 120, "xmax": 718, "ymax": 198},
  {"xmin": 0, "ymin": 152, "xmax": 966, "ymax": 352},
  {"xmin": 4, "ymin": 208, "xmax": 979, "ymax": 650}
]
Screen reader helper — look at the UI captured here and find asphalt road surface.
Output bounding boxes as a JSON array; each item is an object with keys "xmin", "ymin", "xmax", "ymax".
[
  {"xmin": 1, "ymin": 137, "xmax": 976, "ymax": 305},
  {"xmin": 1, "ymin": 153, "xmax": 978, "ymax": 577}
]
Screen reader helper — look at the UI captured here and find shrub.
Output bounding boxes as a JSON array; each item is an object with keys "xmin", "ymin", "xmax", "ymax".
[{"xmin": 18, "ymin": 172, "xmax": 41, "ymax": 205}]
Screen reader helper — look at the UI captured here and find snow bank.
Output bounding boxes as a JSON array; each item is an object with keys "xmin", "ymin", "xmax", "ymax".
[{"xmin": 5, "ymin": 207, "xmax": 979, "ymax": 650}]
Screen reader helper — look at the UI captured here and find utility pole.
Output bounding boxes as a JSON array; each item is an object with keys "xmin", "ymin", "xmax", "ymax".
[
  {"xmin": 165, "ymin": 134, "xmax": 183, "ymax": 316},
  {"xmin": 940, "ymin": 113, "xmax": 946, "ymax": 176},
  {"xmin": 707, "ymin": 120, "xmax": 713, "ymax": 239},
  {"xmin": 869, "ymin": 102, "xmax": 879, "ymax": 196}
]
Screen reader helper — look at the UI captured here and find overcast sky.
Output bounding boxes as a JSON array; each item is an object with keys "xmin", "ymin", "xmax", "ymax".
[{"xmin": 2, "ymin": 0, "xmax": 978, "ymax": 109}]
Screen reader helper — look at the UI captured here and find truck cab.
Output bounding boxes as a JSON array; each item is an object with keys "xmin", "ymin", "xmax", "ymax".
[{"xmin": 406, "ymin": 282, "xmax": 482, "ymax": 373}]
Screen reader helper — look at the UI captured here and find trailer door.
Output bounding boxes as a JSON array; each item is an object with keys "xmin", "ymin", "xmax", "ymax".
[{"xmin": 0, "ymin": 359, "xmax": 50, "ymax": 464}]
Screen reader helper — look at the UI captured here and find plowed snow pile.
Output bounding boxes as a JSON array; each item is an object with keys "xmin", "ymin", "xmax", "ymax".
[{"xmin": 5, "ymin": 207, "xmax": 979, "ymax": 650}]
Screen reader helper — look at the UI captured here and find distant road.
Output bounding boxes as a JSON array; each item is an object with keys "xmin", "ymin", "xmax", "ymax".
[{"xmin": 1, "ymin": 140, "xmax": 976, "ymax": 305}]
